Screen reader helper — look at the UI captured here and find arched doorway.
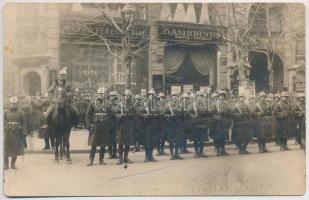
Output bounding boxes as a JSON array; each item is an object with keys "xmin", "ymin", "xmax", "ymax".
[
  {"xmin": 23, "ymin": 71, "xmax": 41, "ymax": 96},
  {"xmin": 249, "ymin": 52, "xmax": 284, "ymax": 93}
]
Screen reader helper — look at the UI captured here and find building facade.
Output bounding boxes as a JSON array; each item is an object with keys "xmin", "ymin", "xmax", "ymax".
[{"xmin": 3, "ymin": 3, "xmax": 305, "ymax": 97}]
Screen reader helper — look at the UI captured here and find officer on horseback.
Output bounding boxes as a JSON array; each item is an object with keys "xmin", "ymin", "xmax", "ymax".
[{"xmin": 46, "ymin": 67, "xmax": 78, "ymax": 125}]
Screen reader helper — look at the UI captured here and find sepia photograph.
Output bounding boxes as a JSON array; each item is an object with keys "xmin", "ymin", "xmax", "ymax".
[{"xmin": 2, "ymin": 0, "xmax": 307, "ymax": 197}]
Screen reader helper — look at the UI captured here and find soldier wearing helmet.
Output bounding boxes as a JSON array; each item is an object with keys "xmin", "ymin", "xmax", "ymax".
[
  {"xmin": 209, "ymin": 89, "xmax": 232, "ymax": 156},
  {"xmin": 156, "ymin": 91, "xmax": 168, "ymax": 156},
  {"xmin": 85, "ymin": 87, "xmax": 112, "ymax": 166},
  {"xmin": 251, "ymin": 92, "xmax": 273, "ymax": 153},
  {"xmin": 116, "ymin": 89, "xmax": 136, "ymax": 164},
  {"xmin": 190, "ymin": 90, "xmax": 211, "ymax": 158},
  {"xmin": 46, "ymin": 67, "xmax": 78, "ymax": 126},
  {"xmin": 231, "ymin": 93, "xmax": 252, "ymax": 155},
  {"xmin": 292, "ymin": 92, "xmax": 306, "ymax": 149},
  {"xmin": 141, "ymin": 88, "xmax": 161, "ymax": 162},
  {"xmin": 4, "ymin": 97, "xmax": 28, "ymax": 170},
  {"xmin": 273, "ymin": 91, "xmax": 292, "ymax": 151}
]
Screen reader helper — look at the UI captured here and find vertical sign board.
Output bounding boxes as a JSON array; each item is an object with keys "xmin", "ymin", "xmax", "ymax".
[
  {"xmin": 153, "ymin": 75, "xmax": 163, "ymax": 94},
  {"xmin": 141, "ymin": 89, "xmax": 147, "ymax": 96}
]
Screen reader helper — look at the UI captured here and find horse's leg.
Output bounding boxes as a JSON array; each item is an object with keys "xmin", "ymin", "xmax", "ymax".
[
  {"xmin": 65, "ymin": 129, "xmax": 72, "ymax": 164},
  {"xmin": 54, "ymin": 136, "xmax": 59, "ymax": 163},
  {"xmin": 59, "ymin": 135, "xmax": 63, "ymax": 160},
  {"xmin": 63, "ymin": 136, "xmax": 66, "ymax": 156}
]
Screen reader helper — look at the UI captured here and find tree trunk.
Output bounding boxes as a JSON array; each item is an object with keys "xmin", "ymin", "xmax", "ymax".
[{"xmin": 267, "ymin": 55, "xmax": 274, "ymax": 93}]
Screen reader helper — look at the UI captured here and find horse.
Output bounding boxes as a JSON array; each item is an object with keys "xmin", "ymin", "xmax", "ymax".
[{"xmin": 48, "ymin": 85, "xmax": 79, "ymax": 164}]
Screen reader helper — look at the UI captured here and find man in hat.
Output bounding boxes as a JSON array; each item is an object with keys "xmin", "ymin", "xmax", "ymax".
[
  {"xmin": 252, "ymin": 92, "xmax": 274, "ymax": 153},
  {"xmin": 231, "ymin": 94, "xmax": 253, "ymax": 154},
  {"xmin": 85, "ymin": 87, "xmax": 112, "ymax": 166},
  {"xmin": 273, "ymin": 91, "xmax": 292, "ymax": 151},
  {"xmin": 292, "ymin": 93, "xmax": 305, "ymax": 149},
  {"xmin": 209, "ymin": 90, "xmax": 232, "ymax": 156},
  {"xmin": 4, "ymin": 97, "xmax": 27, "ymax": 169}
]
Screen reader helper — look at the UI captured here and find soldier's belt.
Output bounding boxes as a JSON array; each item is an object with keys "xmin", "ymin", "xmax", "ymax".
[{"xmin": 94, "ymin": 113, "xmax": 109, "ymax": 121}]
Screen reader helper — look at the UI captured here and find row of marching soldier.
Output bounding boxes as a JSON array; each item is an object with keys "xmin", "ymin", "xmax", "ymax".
[{"xmin": 83, "ymin": 86, "xmax": 306, "ymax": 166}]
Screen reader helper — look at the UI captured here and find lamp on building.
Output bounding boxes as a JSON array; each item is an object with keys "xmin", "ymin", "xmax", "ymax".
[
  {"xmin": 72, "ymin": 3, "xmax": 82, "ymax": 14},
  {"xmin": 121, "ymin": 4, "xmax": 136, "ymax": 30}
]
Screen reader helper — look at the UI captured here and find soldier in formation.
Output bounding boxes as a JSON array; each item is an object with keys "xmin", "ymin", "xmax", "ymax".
[
  {"xmin": 85, "ymin": 87, "xmax": 113, "ymax": 166},
  {"xmin": 11, "ymin": 85, "xmax": 303, "ymax": 169}
]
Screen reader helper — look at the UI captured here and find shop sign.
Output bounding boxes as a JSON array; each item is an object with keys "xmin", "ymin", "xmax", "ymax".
[
  {"xmin": 296, "ymin": 83, "xmax": 305, "ymax": 92},
  {"xmin": 199, "ymin": 86, "xmax": 210, "ymax": 93},
  {"xmin": 157, "ymin": 21, "xmax": 227, "ymax": 44},
  {"xmin": 183, "ymin": 84, "xmax": 193, "ymax": 93},
  {"xmin": 171, "ymin": 86, "xmax": 182, "ymax": 95},
  {"xmin": 61, "ymin": 22, "xmax": 148, "ymax": 41}
]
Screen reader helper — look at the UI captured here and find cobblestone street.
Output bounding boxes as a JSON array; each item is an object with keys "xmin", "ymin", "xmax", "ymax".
[{"xmin": 4, "ymin": 139, "xmax": 306, "ymax": 196}]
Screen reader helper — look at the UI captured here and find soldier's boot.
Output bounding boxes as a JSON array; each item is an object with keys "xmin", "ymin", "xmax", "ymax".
[
  {"xmin": 258, "ymin": 142, "xmax": 263, "ymax": 153},
  {"xmin": 169, "ymin": 145, "xmax": 175, "ymax": 160},
  {"xmin": 194, "ymin": 141, "xmax": 199, "ymax": 158},
  {"xmin": 160, "ymin": 140, "xmax": 167, "ymax": 155},
  {"xmin": 11, "ymin": 156, "xmax": 17, "ymax": 169},
  {"xmin": 183, "ymin": 140, "xmax": 190, "ymax": 154},
  {"xmin": 117, "ymin": 145, "xmax": 123, "ymax": 165},
  {"xmin": 242, "ymin": 143, "xmax": 250, "ymax": 154},
  {"xmin": 220, "ymin": 140, "xmax": 229, "ymax": 156},
  {"xmin": 214, "ymin": 140, "xmax": 221, "ymax": 156},
  {"xmin": 155, "ymin": 143, "xmax": 161, "ymax": 156},
  {"xmin": 279, "ymin": 139, "xmax": 284, "ymax": 151},
  {"xmin": 99, "ymin": 147, "xmax": 106, "ymax": 165},
  {"xmin": 149, "ymin": 146, "xmax": 157, "ymax": 162},
  {"xmin": 199, "ymin": 142, "xmax": 207, "ymax": 158},
  {"xmin": 4, "ymin": 157, "xmax": 9, "ymax": 170},
  {"xmin": 262, "ymin": 142, "xmax": 269, "ymax": 152},
  {"xmin": 275, "ymin": 138, "xmax": 280, "ymax": 146},
  {"xmin": 42, "ymin": 138, "xmax": 51, "ymax": 150},
  {"xmin": 175, "ymin": 144, "xmax": 183, "ymax": 160},
  {"xmin": 112, "ymin": 144, "xmax": 118, "ymax": 158},
  {"xmin": 87, "ymin": 146, "xmax": 96, "ymax": 166},
  {"xmin": 108, "ymin": 146, "xmax": 113, "ymax": 159},
  {"xmin": 237, "ymin": 142, "xmax": 243, "ymax": 154},
  {"xmin": 283, "ymin": 139, "xmax": 291, "ymax": 150},
  {"xmin": 144, "ymin": 147, "xmax": 150, "ymax": 162},
  {"xmin": 124, "ymin": 145, "xmax": 132, "ymax": 164}
]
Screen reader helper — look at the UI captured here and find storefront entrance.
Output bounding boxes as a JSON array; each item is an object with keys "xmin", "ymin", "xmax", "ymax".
[
  {"xmin": 249, "ymin": 51, "xmax": 284, "ymax": 93},
  {"xmin": 164, "ymin": 44, "xmax": 216, "ymax": 94},
  {"xmin": 23, "ymin": 71, "xmax": 41, "ymax": 96}
]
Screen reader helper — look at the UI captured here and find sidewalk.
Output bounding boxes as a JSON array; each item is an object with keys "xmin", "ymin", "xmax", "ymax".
[{"xmin": 26, "ymin": 129, "xmax": 260, "ymax": 154}]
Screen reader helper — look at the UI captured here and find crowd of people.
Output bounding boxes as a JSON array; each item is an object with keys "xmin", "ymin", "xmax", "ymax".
[{"xmin": 3, "ymin": 69, "xmax": 306, "ymax": 169}]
